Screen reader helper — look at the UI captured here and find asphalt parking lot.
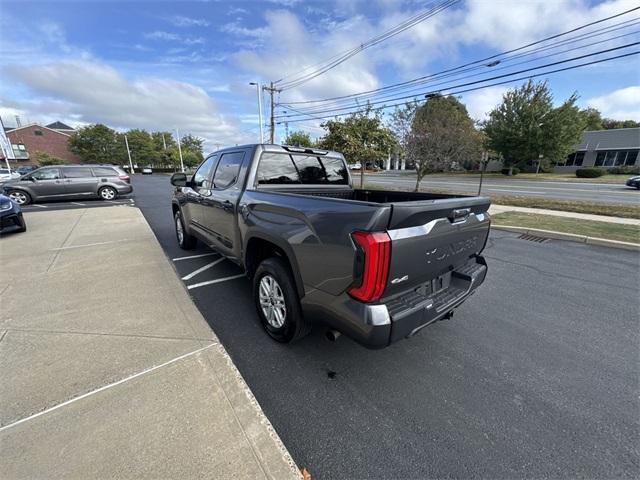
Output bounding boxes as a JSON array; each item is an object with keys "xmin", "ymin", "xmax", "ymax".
[{"xmin": 132, "ymin": 175, "xmax": 639, "ymax": 479}]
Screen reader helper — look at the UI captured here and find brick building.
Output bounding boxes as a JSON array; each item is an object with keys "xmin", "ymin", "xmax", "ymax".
[{"xmin": 4, "ymin": 122, "xmax": 81, "ymax": 166}]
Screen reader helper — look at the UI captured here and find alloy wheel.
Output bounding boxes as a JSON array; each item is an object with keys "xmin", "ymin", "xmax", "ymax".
[
  {"xmin": 9, "ymin": 191, "xmax": 27, "ymax": 205},
  {"xmin": 259, "ymin": 274, "xmax": 287, "ymax": 328}
]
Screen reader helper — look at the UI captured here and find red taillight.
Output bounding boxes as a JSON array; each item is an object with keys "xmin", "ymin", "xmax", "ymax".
[
  {"xmin": 119, "ymin": 175, "xmax": 130, "ymax": 183},
  {"xmin": 349, "ymin": 231, "xmax": 391, "ymax": 303}
]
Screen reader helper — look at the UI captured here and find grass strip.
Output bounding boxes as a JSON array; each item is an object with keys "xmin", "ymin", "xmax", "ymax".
[{"xmin": 492, "ymin": 212, "xmax": 640, "ymax": 244}]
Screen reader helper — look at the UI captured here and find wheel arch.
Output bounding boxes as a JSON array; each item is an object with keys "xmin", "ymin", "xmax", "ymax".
[{"xmin": 244, "ymin": 233, "xmax": 305, "ymax": 299}]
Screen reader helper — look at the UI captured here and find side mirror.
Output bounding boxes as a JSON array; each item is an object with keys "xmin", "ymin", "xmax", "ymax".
[
  {"xmin": 24, "ymin": 176, "xmax": 35, "ymax": 182},
  {"xmin": 170, "ymin": 172, "xmax": 188, "ymax": 187}
]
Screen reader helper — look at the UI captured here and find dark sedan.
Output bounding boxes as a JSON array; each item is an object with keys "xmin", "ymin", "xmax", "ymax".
[
  {"xmin": 0, "ymin": 194, "xmax": 26, "ymax": 234},
  {"xmin": 625, "ymin": 175, "xmax": 640, "ymax": 189}
]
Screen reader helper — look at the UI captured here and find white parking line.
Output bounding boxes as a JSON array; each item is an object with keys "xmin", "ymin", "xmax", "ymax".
[
  {"xmin": 187, "ymin": 274, "xmax": 246, "ymax": 290},
  {"xmin": 172, "ymin": 252, "xmax": 218, "ymax": 262},
  {"xmin": 181, "ymin": 258, "xmax": 225, "ymax": 280},
  {"xmin": 29, "ymin": 204, "xmax": 48, "ymax": 208},
  {"xmin": 0, "ymin": 343, "xmax": 217, "ymax": 433},
  {"xmin": 70, "ymin": 202, "xmax": 86, "ymax": 206},
  {"xmin": 485, "ymin": 188, "xmax": 543, "ymax": 194}
]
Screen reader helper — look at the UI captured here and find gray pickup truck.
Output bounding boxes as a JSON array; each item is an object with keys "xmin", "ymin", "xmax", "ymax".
[{"xmin": 171, "ymin": 144, "xmax": 490, "ymax": 348}]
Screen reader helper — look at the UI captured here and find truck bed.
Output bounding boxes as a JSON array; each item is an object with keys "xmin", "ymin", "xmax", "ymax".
[{"xmin": 255, "ymin": 186, "xmax": 491, "ymax": 229}]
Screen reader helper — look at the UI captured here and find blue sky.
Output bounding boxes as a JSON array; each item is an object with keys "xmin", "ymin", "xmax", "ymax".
[{"xmin": 1, "ymin": 0, "xmax": 638, "ymax": 150}]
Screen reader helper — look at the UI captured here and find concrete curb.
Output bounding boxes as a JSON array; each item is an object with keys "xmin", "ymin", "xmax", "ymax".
[{"xmin": 492, "ymin": 225, "xmax": 640, "ymax": 251}]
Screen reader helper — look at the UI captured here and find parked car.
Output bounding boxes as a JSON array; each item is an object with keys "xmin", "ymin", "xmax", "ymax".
[
  {"xmin": 349, "ymin": 162, "xmax": 362, "ymax": 170},
  {"xmin": 0, "ymin": 168, "xmax": 21, "ymax": 181},
  {"xmin": 625, "ymin": 175, "xmax": 640, "ymax": 189},
  {"xmin": 141, "ymin": 167, "xmax": 153, "ymax": 175},
  {"xmin": 171, "ymin": 144, "xmax": 490, "ymax": 349},
  {"xmin": 1, "ymin": 165, "xmax": 132, "ymax": 205},
  {"xmin": 16, "ymin": 165, "xmax": 37, "ymax": 176},
  {"xmin": 0, "ymin": 193, "xmax": 26, "ymax": 234}
]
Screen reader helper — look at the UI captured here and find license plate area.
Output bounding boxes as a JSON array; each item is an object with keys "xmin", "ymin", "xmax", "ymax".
[{"xmin": 415, "ymin": 271, "xmax": 451, "ymax": 297}]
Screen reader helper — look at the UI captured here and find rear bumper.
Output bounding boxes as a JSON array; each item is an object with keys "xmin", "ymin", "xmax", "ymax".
[
  {"xmin": 301, "ymin": 256, "xmax": 487, "ymax": 348},
  {"xmin": 115, "ymin": 184, "xmax": 133, "ymax": 194}
]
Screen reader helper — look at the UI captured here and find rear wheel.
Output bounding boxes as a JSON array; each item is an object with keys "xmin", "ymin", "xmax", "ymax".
[
  {"xmin": 8, "ymin": 190, "xmax": 31, "ymax": 205},
  {"xmin": 175, "ymin": 211, "xmax": 197, "ymax": 249},
  {"xmin": 98, "ymin": 186, "xmax": 117, "ymax": 200},
  {"xmin": 253, "ymin": 257, "xmax": 310, "ymax": 343}
]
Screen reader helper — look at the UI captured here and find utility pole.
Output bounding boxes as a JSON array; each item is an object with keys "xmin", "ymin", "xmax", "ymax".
[
  {"xmin": 263, "ymin": 82, "xmax": 281, "ymax": 144},
  {"xmin": 124, "ymin": 135, "xmax": 135, "ymax": 174},
  {"xmin": 162, "ymin": 134, "xmax": 167, "ymax": 150},
  {"xmin": 175, "ymin": 129, "xmax": 185, "ymax": 173}
]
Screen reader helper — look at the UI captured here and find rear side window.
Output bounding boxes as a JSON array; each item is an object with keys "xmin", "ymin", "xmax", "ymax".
[
  {"xmin": 213, "ymin": 152, "xmax": 244, "ymax": 189},
  {"xmin": 32, "ymin": 168, "xmax": 60, "ymax": 180},
  {"xmin": 64, "ymin": 167, "xmax": 94, "ymax": 178},
  {"xmin": 92, "ymin": 167, "xmax": 118, "ymax": 177},
  {"xmin": 256, "ymin": 153, "xmax": 348, "ymax": 185}
]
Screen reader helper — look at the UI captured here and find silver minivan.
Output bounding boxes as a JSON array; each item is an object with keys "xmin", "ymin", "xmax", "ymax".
[{"xmin": 0, "ymin": 165, "xmax": 133, "ymax": 205}]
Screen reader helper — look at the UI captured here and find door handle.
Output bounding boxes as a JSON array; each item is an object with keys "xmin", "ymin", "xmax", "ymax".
[{"xmin": 222, "ymin": 200, "xmax": 233, "ymax": 211}]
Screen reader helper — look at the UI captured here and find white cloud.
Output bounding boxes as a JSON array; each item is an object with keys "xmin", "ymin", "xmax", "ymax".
[
  {"xmin": 2, "ymin": 60, "xmax": 246, "ymax": 149},
  {"xmin": 144, "ymin": 31, "xmax": 204, "ymax": 45},
  {"xmin": 169, "ymin": 15, "xmax": 210, "ymax": 27},
  {"xmin": 220, "ymin": 22, "xmax": 269, "ymax": 39},
  {"xmin": 586, "ymin": 86, "xmax": 640, "ymax": 120},
  {"xmin": 461, "ymin": 86, "xmax": 508, "ymax": 121}
]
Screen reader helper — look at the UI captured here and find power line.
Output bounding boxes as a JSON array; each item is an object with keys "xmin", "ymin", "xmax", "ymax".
[
  {"xmin": 275, "ymin": 0, "xmax": 460, "ymax": 91},
  {"xmin": 275, "ymin": 50, "xmax": 639, "ymax": 124},
  {"xmin": 286, "ymin": 18, "xmax": 640, "ymax": 109},
  {"xmin": 279, "ymin": 28, "xmax": 640, "ymax": 114}
]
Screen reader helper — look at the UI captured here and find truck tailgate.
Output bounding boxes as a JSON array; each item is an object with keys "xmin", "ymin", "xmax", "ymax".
[{"xmin": 383, "ymin": 199, "xmax": 490, "ymax": 299}]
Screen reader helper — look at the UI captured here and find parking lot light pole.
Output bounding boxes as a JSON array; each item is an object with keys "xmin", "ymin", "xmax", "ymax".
[
  {"xmin": 124, "ymin": 135, "xmax": 135, "ymax": 174},
  {"xmin": 249, "ymin": 82, "xmax": 264, "ymax": 143},
  {"xmin": 175, "ymin": 129, "xmax": 185, "ymax": 173}
]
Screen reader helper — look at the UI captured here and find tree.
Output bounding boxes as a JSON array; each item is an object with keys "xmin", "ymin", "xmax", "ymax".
[
  {"xmin": 180, "ymin": 134, "xmax": 204, "ymax": 160},
  {"xmin": 388, "ymin": 101, "xmax": 418, "ymax": 165},
  {"xmin": 33, "ymin": 150, "xmax": 65, "ymax": 166},
  {"xmin": 601, "ymin": 118, "xmax": 640, "ymax": 129},
  {"xmin": 69, "ymin": 124, "xmax": 123, "ymax": 163},
  {"xmin": 317, "ymin": 108, "xmax": 396, "ymax": 168},
  {"xmin": 151, "ymin": 131, "xmax": 177, "ymax": 166},
  {"xmin": 580, "ymin": 107, "xmax": 604, "ymax": 130},
  {"xmin": 123, "ymin": 129, "xmax": 155, "ymax": 166},
  {"xmin": 407, "ymin": 95, "xmax": 482, "ymax": 191},
  {"xmin": 483, "ymin": 80, "xmax": 586, "ymax": 173},
  {"xmin": 284, "ymin": 130, "xmax": 314, "ymax": 147}
]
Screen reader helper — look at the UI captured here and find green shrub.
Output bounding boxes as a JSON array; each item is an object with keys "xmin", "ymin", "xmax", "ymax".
[
  {"xmin": 33, "ymin": 150, "xmax": 65, "ymax": 166},
  {"xmin": 501, "ymin": 167, "xmax": 519, "ymax": 176},
  {"xmin": 607, "ymin": 165, "xmax": 640, "ymax": 175},
  {"xmin": 576, "ymin": 167, "xmax": 604, "ymax": 178}
]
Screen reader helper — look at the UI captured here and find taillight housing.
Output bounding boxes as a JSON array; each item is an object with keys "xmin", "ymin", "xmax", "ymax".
[
  {"xmin": 349, "ymin": 231, "xmax": 391, "ymax": 303},
  {"xmin": 119, "ymin": 175, "xmax": 130, "ymax": 183}
]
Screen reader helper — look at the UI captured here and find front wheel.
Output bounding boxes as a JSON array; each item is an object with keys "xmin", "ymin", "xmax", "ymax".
[
  {"xmin": 253, "ymin": 257, "xmax": 310, "ymax": 343},
  {"xmin": 8, "ymin": 190, "xmax": 31, "ymax": 205},
  {"xmin": 174, "ymin": 211, "xmax": 197, "ymax": 250},
  {"xmin": 98, "ymin": 186, "xmax": 117, "ymax": 200}
]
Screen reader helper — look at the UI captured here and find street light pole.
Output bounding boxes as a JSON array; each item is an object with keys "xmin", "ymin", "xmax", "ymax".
[
  {"xmin": 175, "ymin": 128, "xmax": 185, "ymax": 173},
  {"xmin": 249, "ymin": 82, "xmax": 264, "ymax": 143},
  {"xmin": 124, "ymin": 135, "xmax": 135, "ymax": 174}
]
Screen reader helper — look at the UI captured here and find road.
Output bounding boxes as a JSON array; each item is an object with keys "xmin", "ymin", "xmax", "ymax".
[
  {"xmin": 133, "ymin": 175, "xmax": 639, "ymax": 479},
  {"xmin": 360, "ymin": 172, "xmax": 640, "ymax": 205}
]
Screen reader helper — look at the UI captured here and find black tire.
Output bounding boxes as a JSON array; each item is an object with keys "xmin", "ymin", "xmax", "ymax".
[
  {"xmin": 253, "ymin": 257, "xmax": 310, "ymax": 343},
  {"xmin": 8, "ymin": 190, "xmax": 31, "ymax": 206},
  {"xmin": 174, "ymin": 210, "xmax": 197, "ymax": 250},
  {"xmin": 98, "ymin": 186, "xmax": 117, "ymax": 200}
]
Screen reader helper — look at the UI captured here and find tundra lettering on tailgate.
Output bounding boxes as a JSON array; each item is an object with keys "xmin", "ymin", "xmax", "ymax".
[{"xmin": 425, "ymin": 235, "xmax": 479, "ymax": 264}]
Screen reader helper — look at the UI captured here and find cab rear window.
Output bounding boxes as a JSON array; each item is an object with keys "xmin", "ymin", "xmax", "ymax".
[{"xmin": 257, "ymin": 153, "xmax": 348, "ymax": 185}]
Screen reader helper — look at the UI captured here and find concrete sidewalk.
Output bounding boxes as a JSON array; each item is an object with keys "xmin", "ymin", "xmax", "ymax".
[
  {"xmin": 0, "ymin": 206, "xmax": 301, "ymax": 480},
  {"xmin": 489, "ymin": 204, "xmax": 640, "ymax": 225}
]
